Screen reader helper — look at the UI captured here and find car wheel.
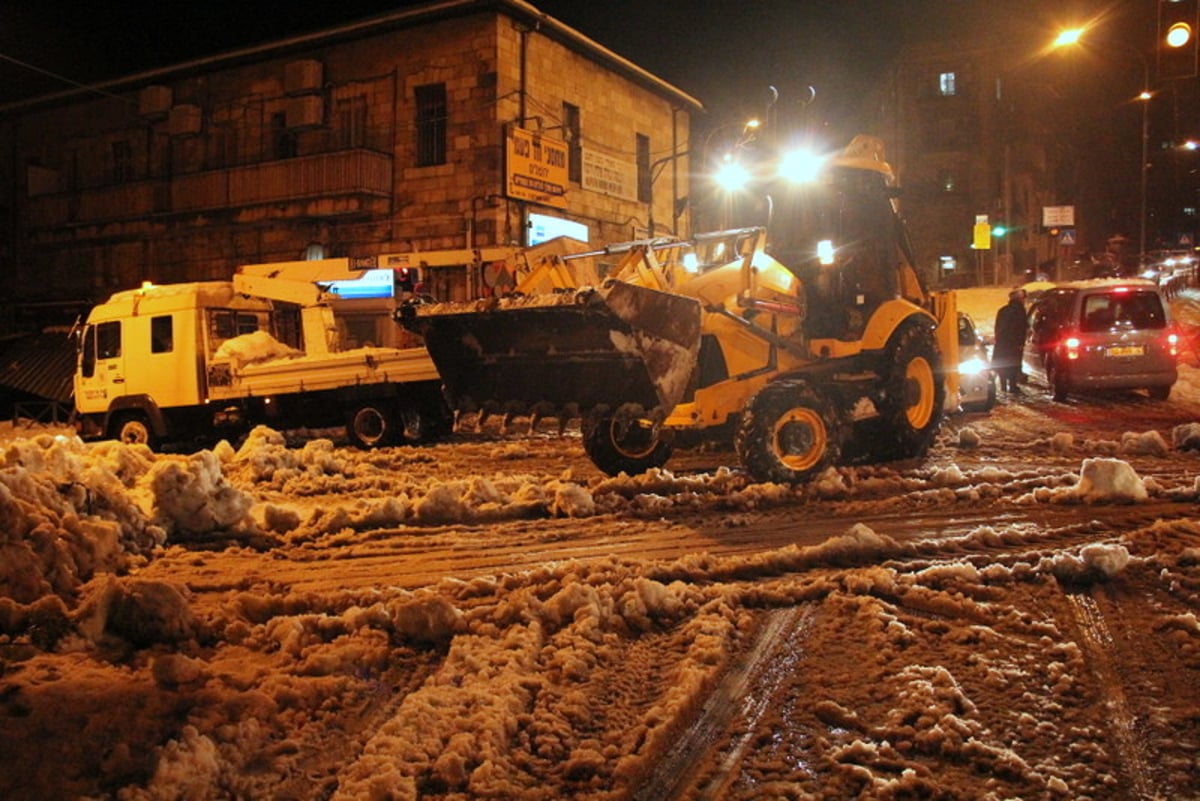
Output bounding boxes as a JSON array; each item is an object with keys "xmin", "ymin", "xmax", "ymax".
[
  {"xmin": 1046, "ymin": 357, "xmax": 1069, "ymax": 402},
  {"xmin": 1148, "ymin": 385, "xmax": 1172, "ymax": 401}
]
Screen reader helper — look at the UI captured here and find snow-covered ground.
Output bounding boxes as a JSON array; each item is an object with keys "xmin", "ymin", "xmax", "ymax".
[{"xmin": 1, "ymin": 290, "xmax": 1199, "ymax": 799}]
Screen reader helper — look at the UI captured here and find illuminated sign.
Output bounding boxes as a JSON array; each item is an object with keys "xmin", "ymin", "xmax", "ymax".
[
  {"xmin": 528, "ymin": 213, "xmax": 589, "ymax": 246},
  {"xmin": 324, "ymin": 268, "xmax": 395, "ymax": 299},
  {"xmin": 506, "ymin": 127, "xmax": 568, "ymax": 209}
]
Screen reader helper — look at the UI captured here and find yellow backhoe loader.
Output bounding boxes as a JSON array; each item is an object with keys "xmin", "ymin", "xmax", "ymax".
[{"xmin": 399, "ymin": 135, "xmax": 959, "ymax": 482}]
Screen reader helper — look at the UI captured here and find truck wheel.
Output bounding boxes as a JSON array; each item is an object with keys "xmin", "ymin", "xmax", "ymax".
[
  {"xmin": 876, "ymin": 322, "xmax": 945, "ymax": 460},
  {"xmin": 735, "ymin": 380, "xmax": 842, "ymax": 483},
  {"xmin": 347, "ymin": 403, "xmax": 398, "ymax": 449},
  {"xmin": 111, "ymin": 412, "xmax": 158, "ymax": 450},
  {"xmin": 583, "ymin": 413, "xmax": 672, "ymax": 476}
]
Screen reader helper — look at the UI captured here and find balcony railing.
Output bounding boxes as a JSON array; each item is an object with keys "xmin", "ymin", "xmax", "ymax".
[{"xmin": 26, "ymin": 149, "xmax": 393, "ymax": 228}]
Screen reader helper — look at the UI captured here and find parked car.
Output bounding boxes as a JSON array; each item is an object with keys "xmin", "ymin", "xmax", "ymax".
[
  {"xmin": 1023, "ymin": 279, "xmax": 1178, "ymax": 402},
  {"xmin": 957, "ymin": 311, "xmax": 996, "ymax": 412}
]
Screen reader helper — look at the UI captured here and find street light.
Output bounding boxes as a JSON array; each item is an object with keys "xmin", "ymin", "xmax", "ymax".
[{"xmin": 1054, "ymin": 26, "xmax": 1152, "ymax": 259}]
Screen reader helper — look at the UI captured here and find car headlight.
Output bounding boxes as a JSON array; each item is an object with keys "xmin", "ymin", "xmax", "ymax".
[{"xmin": 959, "ymin": 357, "xmax": 989, "ymax": 376}]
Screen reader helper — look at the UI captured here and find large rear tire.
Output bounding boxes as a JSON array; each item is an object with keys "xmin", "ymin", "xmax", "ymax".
[
  {"xmin": 347, "ymin": 403, "xmax": 399, "ymax": 449},
  {"xmin": 735, "ymin": 380, "xmax": 842, "ymax": 484},
  {"xmin": 874, "ymin": 322, "xmax": 945, "ymax": 460},
  {"xmin": 583, "ymin": 413, "xmax": 673, "ymax": 476}
]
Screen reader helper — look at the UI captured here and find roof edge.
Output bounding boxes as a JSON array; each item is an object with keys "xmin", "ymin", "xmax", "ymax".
[{"xmin": 0, "ymin": 0, "xmax": 702, "ymax": 115}]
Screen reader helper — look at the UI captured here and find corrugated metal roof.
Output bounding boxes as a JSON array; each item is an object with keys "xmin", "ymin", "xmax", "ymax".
[{"xmin": 0, "ymin": 330, "xmax": 77, "ymax": 404}]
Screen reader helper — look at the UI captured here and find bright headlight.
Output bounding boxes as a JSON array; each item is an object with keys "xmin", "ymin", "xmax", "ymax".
[{"xmin": 959, "ymin": 357, "xmax": 988, "ymax": 376}]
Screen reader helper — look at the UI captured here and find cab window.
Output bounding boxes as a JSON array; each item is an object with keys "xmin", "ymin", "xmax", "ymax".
[
  {"xmin": 96, "ymin": 321, "xmax": 121, "ymax": 359},
  {"xmin": 151, "ymin": 315, "xmax": 174, "ymax": 354}
]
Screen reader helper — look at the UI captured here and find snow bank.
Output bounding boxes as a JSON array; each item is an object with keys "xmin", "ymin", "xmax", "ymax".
[{"xmin": 0, "ymin": 433, "xmax": 255, "ymax": 639}]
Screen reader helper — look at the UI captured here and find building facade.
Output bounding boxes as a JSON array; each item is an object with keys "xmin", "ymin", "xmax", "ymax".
[
  {"xmin": 0, "ymin": 0, "xmax": 700, "ymax": 323},
  {"xmin": 872, "ymin": 40, "xmax": 1063, "ymax": 289}
]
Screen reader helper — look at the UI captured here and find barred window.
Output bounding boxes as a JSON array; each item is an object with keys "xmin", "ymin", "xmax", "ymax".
[{"xmin": 415, "ymin": 83, "xmax": 447, "ymax": 167}]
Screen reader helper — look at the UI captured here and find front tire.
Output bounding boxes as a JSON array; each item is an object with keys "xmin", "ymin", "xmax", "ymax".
[
  {"xmin": 583, "ymin": 413, "xmax": 673, "ymax": 476},
  {"xmin": 874, "ymin": 322, "xmax": 946, "ymax": 460},
  {"xmin": 111, "ymin": 412, "xmax": 159, "ymax": 450},
  {"xmin": 735, "ymin": 380, "xmax": 842, "ymax": 484}
]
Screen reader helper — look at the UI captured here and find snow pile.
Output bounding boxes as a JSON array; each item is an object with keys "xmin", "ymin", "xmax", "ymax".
[
  {"xmin": 1070, "ymin": 457, "xmax": 1149, "ymax": 503},
  {"xmin": 326, "ymin": 567, "xmax": 725, "ymax": 799},
  {"xmin": 1172, "ymin": 422, "xmax": 1200, "ymax": 451},
  {"xmin": 146, "ymin": 449, "xmax": 254, "ymax": 536},
  {"xmin": 0, "ymin": 433, "xmax": 256, "ymax": 616},
  {"xmin": 0, "ymin": 434, "xmax": 165, "ymax": 605}
]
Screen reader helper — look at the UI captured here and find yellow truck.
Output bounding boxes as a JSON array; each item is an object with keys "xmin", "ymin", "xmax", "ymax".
[{"xmin": 73, "ymin": 256, "xmax": 456, "ymax": 450}]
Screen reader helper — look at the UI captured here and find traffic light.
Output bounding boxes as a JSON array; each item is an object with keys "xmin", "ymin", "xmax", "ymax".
[{"xmin": 1159, "ymin": 0, "xmax": 1199, "ymax": 80}]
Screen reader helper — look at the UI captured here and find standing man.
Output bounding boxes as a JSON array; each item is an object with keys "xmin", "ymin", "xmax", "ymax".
[{"xmin": 993, "ymin": 287, "xmax": 1029, "ymax": 394}]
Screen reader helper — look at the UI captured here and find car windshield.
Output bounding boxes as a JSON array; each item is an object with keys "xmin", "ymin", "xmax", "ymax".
[{"xmin": 1079, "ymin": 290, "xmax": 1165, "ymax": 332}]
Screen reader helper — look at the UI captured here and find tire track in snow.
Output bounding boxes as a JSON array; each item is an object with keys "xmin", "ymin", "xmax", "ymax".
[
  {"xmin": 1064, "ymin": 591, "xmax": 1159, "ymax": 800},
  {"xmin": 632, "ymin": 605, "xmax": 815, "ymax": 801}
]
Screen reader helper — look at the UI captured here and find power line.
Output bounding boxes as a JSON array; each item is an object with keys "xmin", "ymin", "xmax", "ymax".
[{"xmin": 0, "ymin": 51, "xmax": 133, "ymax": 105}]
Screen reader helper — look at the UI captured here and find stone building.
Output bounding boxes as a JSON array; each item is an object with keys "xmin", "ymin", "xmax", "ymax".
[
  {"xmin": 0, "ymin": 0, "xmax": 700, "ymax": 322},
  {"xmin": 871, "ymin": 39, "xmax": 1063, "ymax": 289}
]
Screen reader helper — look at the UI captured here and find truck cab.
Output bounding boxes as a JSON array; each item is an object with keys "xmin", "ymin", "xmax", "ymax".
[{"xmin": 75, "ymin": 282, "xmax": 274, "ymax": 446}]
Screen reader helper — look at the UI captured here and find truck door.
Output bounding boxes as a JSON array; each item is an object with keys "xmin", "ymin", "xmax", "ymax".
[{"xmin": 75, "ymin": 319, "xmax": 125, "ymax": 413}]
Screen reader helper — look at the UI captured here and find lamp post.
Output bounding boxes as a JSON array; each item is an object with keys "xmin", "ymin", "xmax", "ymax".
[
  {"xmin": 1054, "ymin": 27, "xmax": 1152, "ymax": 259},
  {"xmin": 646, "ymin": 151, "xmax": 688, "ymax": 237},
  {"xmin": 691, "ymin": 117, "xmax": 761, "ymax": 230}
]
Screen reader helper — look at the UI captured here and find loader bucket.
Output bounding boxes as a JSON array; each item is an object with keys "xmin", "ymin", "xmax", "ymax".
[{"xmin": 398, "ymin": 281, "xmax": 702, "ymax": 419}]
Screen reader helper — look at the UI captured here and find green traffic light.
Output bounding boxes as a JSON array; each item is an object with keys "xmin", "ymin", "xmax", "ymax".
[{"xmin": 992, "ymin": 225, "xmax": 1008, "ymax": 237}]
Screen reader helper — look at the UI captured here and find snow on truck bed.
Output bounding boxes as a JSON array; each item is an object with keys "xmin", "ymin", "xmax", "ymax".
[{"xmin": 210, "ymin": 330, "xmax": 440, "ymax": 395}]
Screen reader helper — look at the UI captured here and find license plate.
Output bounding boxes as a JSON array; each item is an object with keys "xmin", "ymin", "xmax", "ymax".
[{"xmin": 1106, "ymin": 345, "xmax": 1144, "ymax": 357}]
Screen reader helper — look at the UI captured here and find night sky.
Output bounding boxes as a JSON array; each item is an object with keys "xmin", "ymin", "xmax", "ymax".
[
  {"xmin": 0, "ymin": 0, "xmax": 1148, "ymax": 162},
  {"xmin": 0, "ymin": 0, "xmax": 1039, "ymax": 128}
]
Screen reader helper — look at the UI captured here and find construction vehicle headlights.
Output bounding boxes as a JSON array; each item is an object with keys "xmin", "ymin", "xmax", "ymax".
[
  {"xmin": 817, "ymin": 239, "xmax": 835, "ymax": 265},
  {"xmin": 778, "ymin": 148, "xmax": 824, "ymax": 184},
  {"xmin": 715, "ymin": 158, "xmax": 751, "ymax": 192},
  {"xmin": 1167, "ymin": 20, "xmax": 1193, "ymax": 49}
]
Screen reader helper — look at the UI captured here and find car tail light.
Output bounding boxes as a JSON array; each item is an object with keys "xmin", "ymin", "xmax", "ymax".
[
  {"xmin": 1063, "ymin": 334, "xmax": 1081, "ymax": 360},
  {"xmin": 1167, "ymin": 330, "xmax": 1179, "ymax": 358}
]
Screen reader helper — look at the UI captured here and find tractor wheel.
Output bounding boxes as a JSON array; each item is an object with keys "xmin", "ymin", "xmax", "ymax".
[
  {"xmin": 347, "ymin": 403, "xmax": 399, "ymax": 449},
  {"xmin": 875, "ymin": 322, "xmax": 945, "ymax": 460},
  {"xmin": 735, "ymin": 380, "xmax": 842, "ymax": 484},
  {"xmin": 583, "ymin": 413, "xmax": 673, "ymax": 476},
  {"xmin": 111, "ymin": 412, "xmax": 158, "ymax": 450}
]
